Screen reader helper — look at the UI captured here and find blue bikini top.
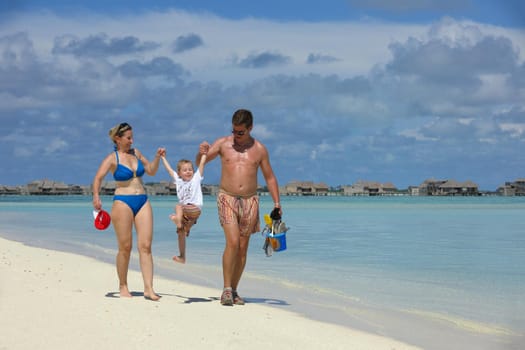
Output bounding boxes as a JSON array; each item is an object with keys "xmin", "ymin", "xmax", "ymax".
[{"xmin": 113, "ymin": 151, "xmax": 145, "ymax": 181}]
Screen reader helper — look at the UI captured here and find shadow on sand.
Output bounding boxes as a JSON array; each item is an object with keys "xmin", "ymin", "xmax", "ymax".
[{"xmin": 105, "ymin": 291, "xmax": 289, "ymax": 306}]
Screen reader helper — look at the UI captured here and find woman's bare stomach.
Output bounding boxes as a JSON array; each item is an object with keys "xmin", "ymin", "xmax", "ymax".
[{"xmin": 114, "ymin": 179, "xmax": 146, "ymax": 195}]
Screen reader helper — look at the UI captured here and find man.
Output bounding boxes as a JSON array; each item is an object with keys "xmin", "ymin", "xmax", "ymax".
[{"xmin": 198, "ymin": 109, "xmax": 282, "ymax": 306}]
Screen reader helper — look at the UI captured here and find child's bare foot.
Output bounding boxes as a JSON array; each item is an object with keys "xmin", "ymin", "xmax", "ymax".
[
  {"xmin": 169, "ymin": 213, "xmax": 177, "ymax": 224},
  {"xmin": 172, "ymin": 255, "xmax": 186, "ymax": 264},
  {"xmin": 169, "ymin": 213, "xmax": 183, "ymax": 230}
]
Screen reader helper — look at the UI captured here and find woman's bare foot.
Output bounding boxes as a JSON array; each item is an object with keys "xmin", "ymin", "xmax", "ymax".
[
  {"xmin": 172, "ymin": 255, "xmax": 186, "ymax": 264},
  {"xmin": 119, "ymin": 285, "xmax": 132, "ymax": 298},
  {"xmin": 143, "ymin": 292, "xmax": 161, "ymax": 301}
]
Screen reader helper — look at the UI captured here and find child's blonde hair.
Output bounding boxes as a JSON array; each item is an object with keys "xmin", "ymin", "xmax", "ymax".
[{"xmin": 177, "ymin": 159, "xmax": 194, "ymax": 172}]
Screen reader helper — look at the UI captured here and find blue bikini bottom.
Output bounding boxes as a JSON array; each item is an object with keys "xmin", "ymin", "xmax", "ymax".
[{"xmin": 113, "ymin": 194, "xmax": 148, "ymax": 216}]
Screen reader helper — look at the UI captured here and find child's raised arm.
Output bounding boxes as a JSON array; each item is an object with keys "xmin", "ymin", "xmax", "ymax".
[
  {"xmin": 198, "ymin": 154, "xmax": 207, "ymax": 176},
  {"xmin": 161, "ymin": 156, "xmax": 176, "ymax": 180}
]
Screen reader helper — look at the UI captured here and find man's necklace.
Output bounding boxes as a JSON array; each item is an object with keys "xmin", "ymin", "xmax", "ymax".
[{"xmin": 233, "ymin": 137, "xmax": 254, "ymax": 153}]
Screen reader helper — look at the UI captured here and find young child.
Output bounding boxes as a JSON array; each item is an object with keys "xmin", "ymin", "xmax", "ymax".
[{"xmin": 161, "ymin": 153, "xmax": 206, "ymax": 263}]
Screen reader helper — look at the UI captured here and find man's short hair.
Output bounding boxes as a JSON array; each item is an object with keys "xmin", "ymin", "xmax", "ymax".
[{"xmin": 232, "ymin": 109, "xmax": 253, "ymax": 128}]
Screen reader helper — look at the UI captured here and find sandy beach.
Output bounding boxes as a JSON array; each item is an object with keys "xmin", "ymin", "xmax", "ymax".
[{"xmin": 0, "ymin": 237, "xmax": 422, "ymax": 350}]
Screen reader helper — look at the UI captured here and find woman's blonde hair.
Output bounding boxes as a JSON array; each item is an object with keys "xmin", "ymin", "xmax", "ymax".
[{"xmin": 109, "ymin": 122, "xmax": 132, "ymax": 143}]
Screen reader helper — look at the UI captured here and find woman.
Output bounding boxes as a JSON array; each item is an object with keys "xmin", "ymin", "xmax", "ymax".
[{"xmin": 92, "ymin": 122, "xmax": 165, "ymax": 301}]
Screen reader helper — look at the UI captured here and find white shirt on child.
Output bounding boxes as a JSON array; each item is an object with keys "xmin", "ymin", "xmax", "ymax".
[{"xmin": 172, "ymin": 169, "xmax": 204, "ymax": 208}]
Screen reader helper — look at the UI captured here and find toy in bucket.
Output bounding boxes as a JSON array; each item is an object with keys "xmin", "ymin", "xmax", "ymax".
[{"xmin": 262, "ymin": 207, "xmax": 289, "ymax": 257}]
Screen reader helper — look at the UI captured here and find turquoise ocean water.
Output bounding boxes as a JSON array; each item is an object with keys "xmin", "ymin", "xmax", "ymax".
[{"xmin": 1, "ymin": 195, "xmax": 524, "ymax": 348}]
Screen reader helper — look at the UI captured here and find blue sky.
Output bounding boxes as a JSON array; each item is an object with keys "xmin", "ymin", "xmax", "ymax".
[{"xmin": 1, "ymin": 1, "xmax": 524, "ymax": 190}]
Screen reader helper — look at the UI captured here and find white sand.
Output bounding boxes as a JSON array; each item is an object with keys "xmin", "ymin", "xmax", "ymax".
[{"xmin": 0, "ymin": 237, "xmax": 422, "ymax": 350}]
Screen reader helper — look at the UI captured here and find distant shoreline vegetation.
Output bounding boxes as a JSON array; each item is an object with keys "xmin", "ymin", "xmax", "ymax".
[{"xmin": 1, "ymin": 178, "xmax": 524, "ymax": 196}]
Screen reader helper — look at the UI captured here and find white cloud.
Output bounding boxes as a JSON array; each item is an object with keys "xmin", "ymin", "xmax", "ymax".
[
  {"xmin": 458, "ymin": 118, "xmax": 474, "ymax": 125},
  {"xmin": 252, "ymin": 124, "xmax": 273, "ymax": 139},
  {"xmin": 499, "ymin": 123, "xmax": 525, "ymax": 137},
  {"xmin": 0, "ymin": 10, "xmax": 426, "ymax": 83},
  {"xmin": 398, "ymin": 128, "xmax": 439, "ymax": 141},
  {"xmin": 13, "ymin": 146, "xmax": 32, "ymax": 157},
  {"xmin": 0, "ymin": 10, "xmax": 524, "ymax": 189},
  {"xmin": 44, "ymin": 137, "xmax": 68, "ymax": 155}
]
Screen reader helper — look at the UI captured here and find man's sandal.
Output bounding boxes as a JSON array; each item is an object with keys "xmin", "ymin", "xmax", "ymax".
[
  {"xmin": 233, "ymin": 291, "xmax": 245, "ymax": 305},
  {"xmin": 220, "ymin": 288, "xmax": 233, "ymax": 306}
]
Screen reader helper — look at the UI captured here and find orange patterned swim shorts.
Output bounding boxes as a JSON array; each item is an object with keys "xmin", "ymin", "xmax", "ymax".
[
  {"xmin": 180, "ymin": 204, "xmax": 201, "ymax": 236},
  {"xmin": 217, "ymin": 190, "xmax": 260, "ymax": 236}
]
